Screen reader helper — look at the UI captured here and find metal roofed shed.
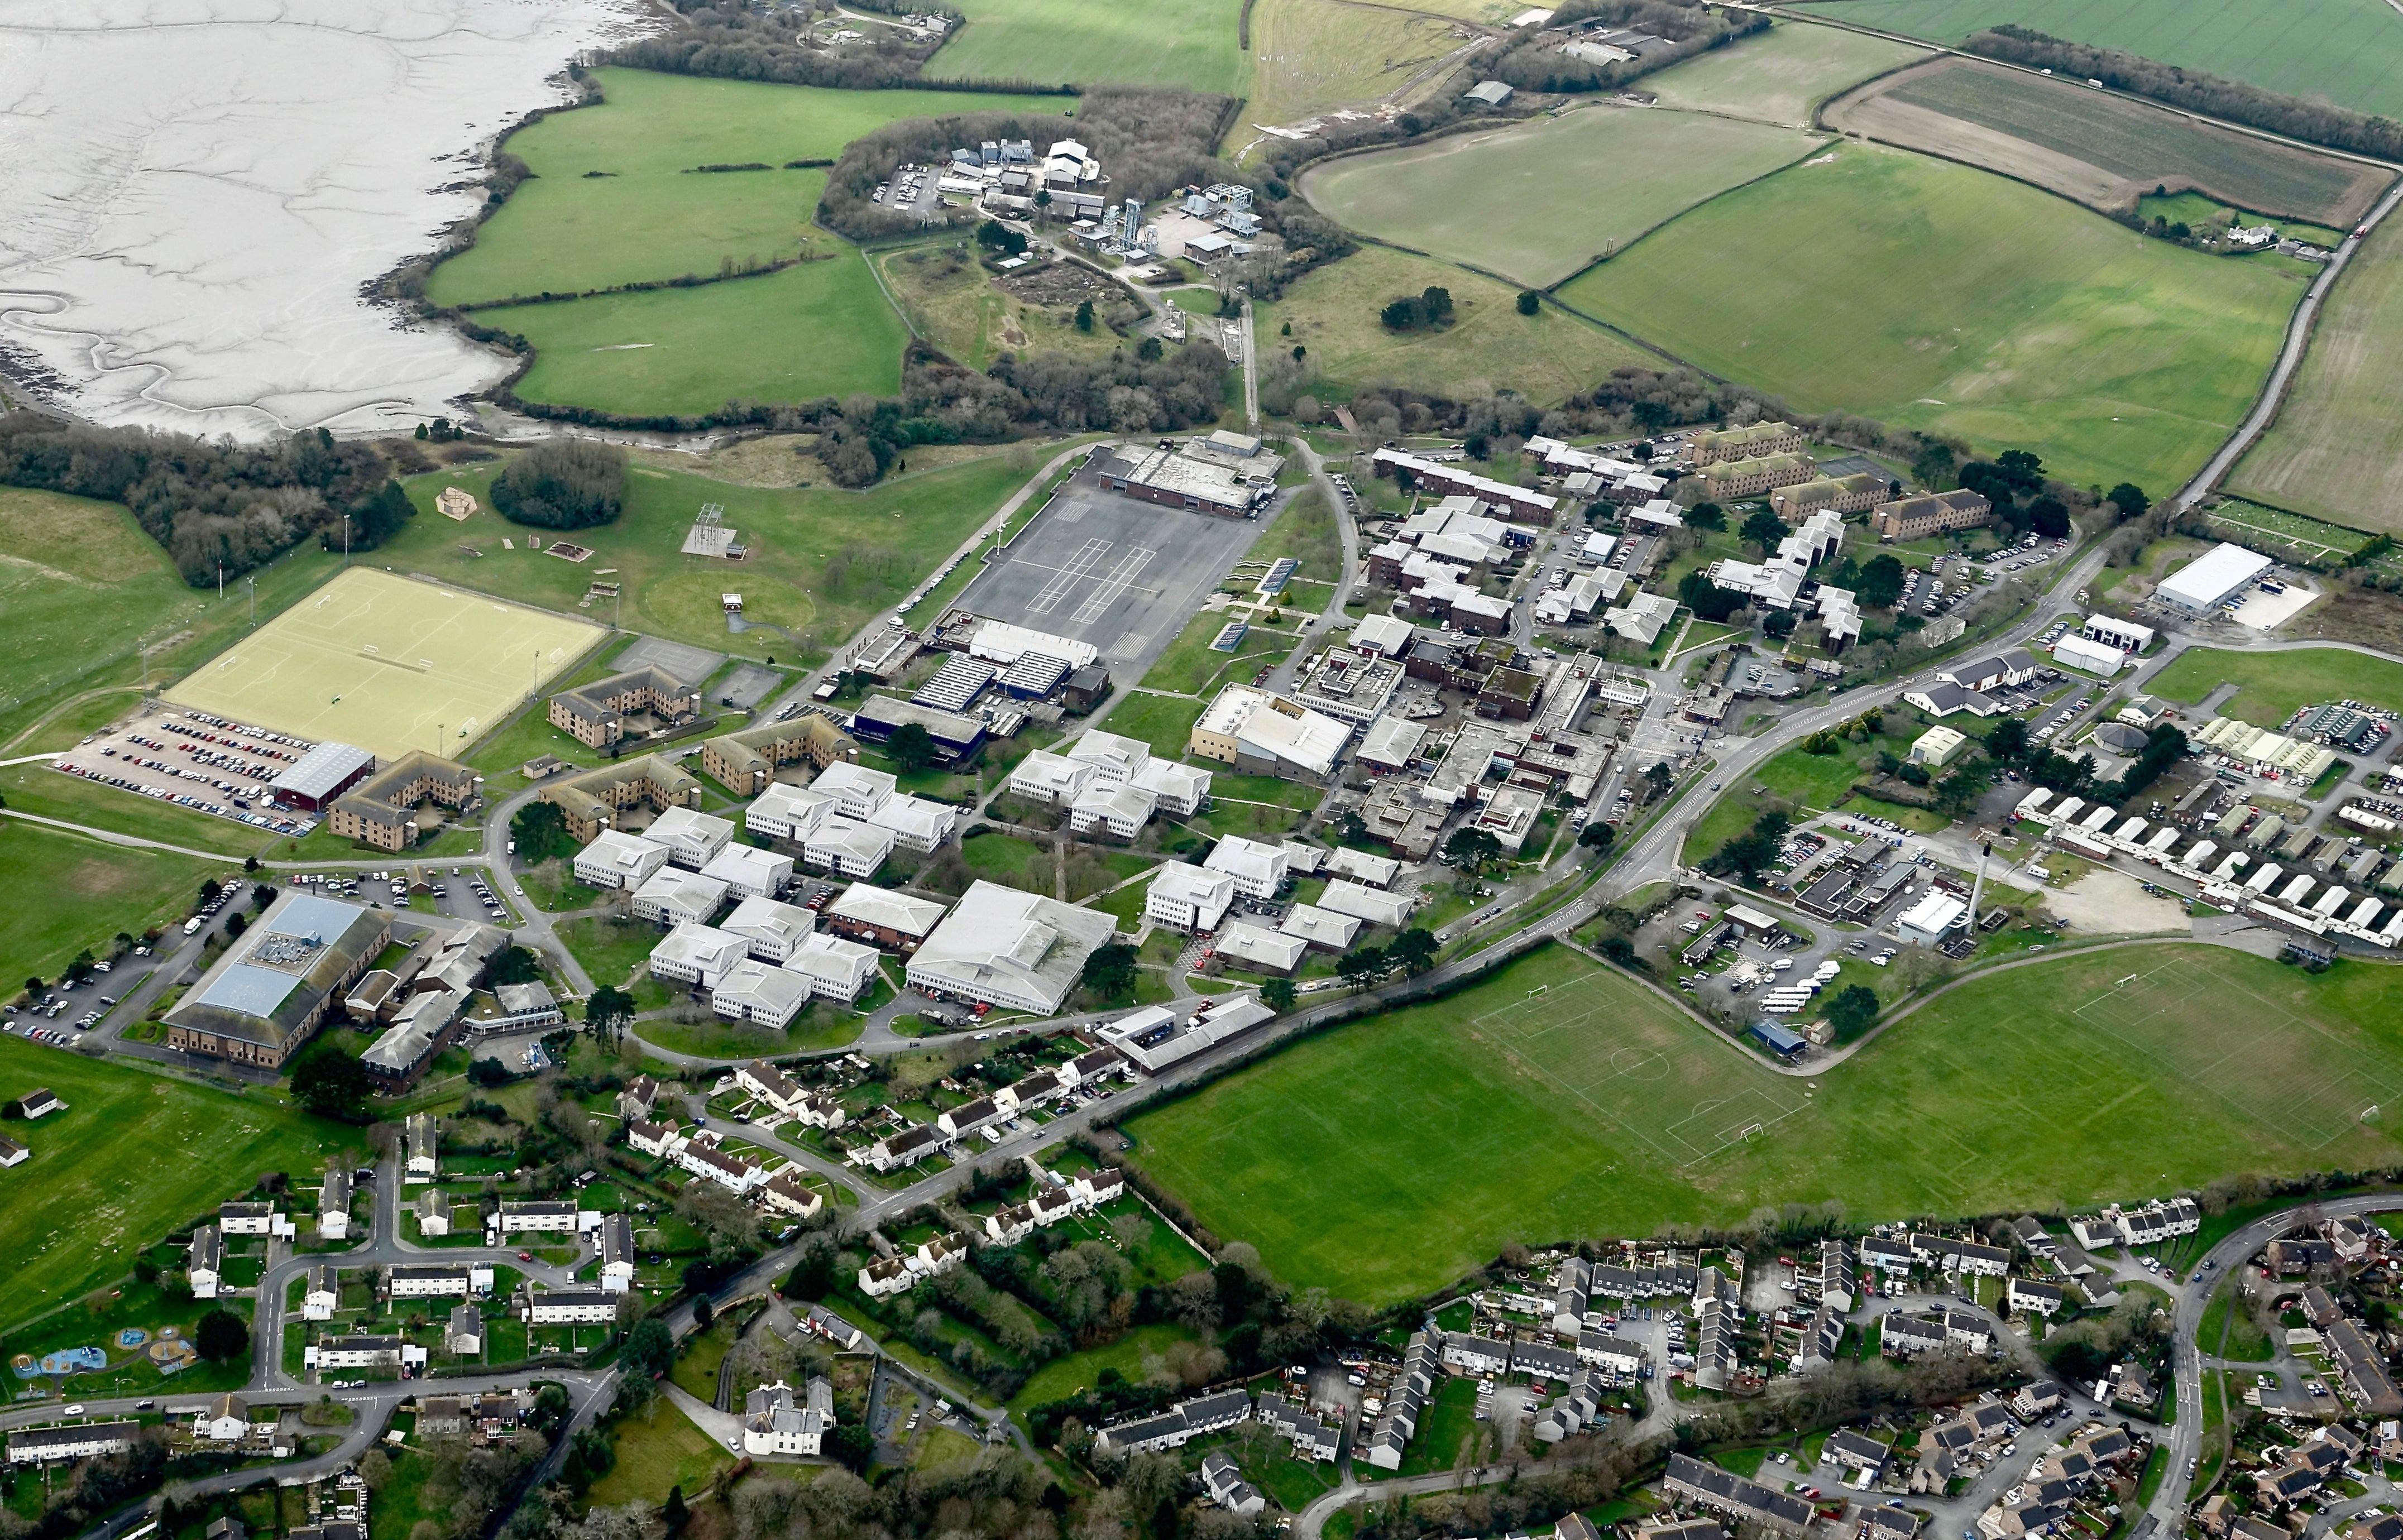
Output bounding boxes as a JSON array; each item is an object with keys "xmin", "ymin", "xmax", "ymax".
[
  {"xmin": 1465, "ymin": 79, "xmax": 1514, "ymax": 105},
  {"xmin": 2158, "ymin": 542, "xmax": 2275, "ymax": 614},
  {"xmin": 270, "ymin": 741, "xmax": 375, "ymax": 810},
  {"xmin": 165, "ymin": 891, "xmax": 390, "ymax": 1065}
]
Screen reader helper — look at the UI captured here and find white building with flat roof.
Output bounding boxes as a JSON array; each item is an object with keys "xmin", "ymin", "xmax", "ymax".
[
  {"xmin": 906, "ymin": 881, "xmax": 1119, "ymax": 1014},
  {"xmin": 1190, "ymin": 685, "xmax": 1350, "ymax": 779},
  {"xmin": 865, "ymin": 794, "xmax": 955, "ymax": 851},
  {"xmin": 786, "ymin": 932, "xmax": 880, "ymax": 1002},
  {"xmin": 2158, "ymin": 542, "xmax": 2274, "ymax": 614},
  {"xmin": 701, "ymin": 844, "xmax": 793, "ymax": 900},
  {"xmin": 748, "ymin": 783, "xmax": 836, "ymax": 843},
  {"xmin": 648, "ymin": 806, "xmax": 736, "ymax": 869},
  {"xmin": 1205, "ymin": 834, "xmax": 1289, "ymax": 898},
  {"xmin": 1009, "ymin": 750, "xmax": 1095, "ymax": 805},
  {"xmin": 2053, "ymin": 634, "xmax": 2127, "ymax": 676},
  {"xmin": 575, "ymin": 830, "xmax": 669, "ymax": 890},
  {"xmin": 803, "ymin": 817, "xmax": 896, "ymax": 879},
  {"xmin": 823, "ymin": 883, "xmax": 946, "ymax": 949},
  {"xmin": 712, "ymin": 959, "xmax": 814, "ymax": 1028},
  {"xmin": 1319, "ymin": 879, "xmax": 1412, "ymax": 928},
  {"xmin": 1147, "ymin": 862, "xmax": 1237, "ymax": 933},
  {"xmin": 632, "ymin": 868, "xmax": 731, "ymax": 928},
  {"xmin": 651, "ymin": 923, "xmax": 750, "ymax": 989},
  {"xmin": 1214, "ymin": 923, "xmax": 1305, "ymax": 973},
  {"xmin": 721, "ymin": 894, "xmax": 815, "ymax": 963},
  {"xmin": 813, "ymin": 761, "xmax": 897, "ymax": 819},
  {"xmin": 1071, "ymin": 780, "xmax": 1158, "ymax": 839},
  {"xmin": 2082, "ymin": 615, "xmax": 2156, "ymax": 653},
  {"xmin": 1277, "ymin": 903, "xmax": 1360, "ymax": 950},
  {"xmin": 1895, "ymin": 891, "xmax": 1968, "ymax": 947}
]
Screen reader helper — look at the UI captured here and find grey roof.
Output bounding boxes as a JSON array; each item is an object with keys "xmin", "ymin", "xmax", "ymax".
[
  {"xmin": 165, "ymin": 892, "xmax": 386, "ymax": 1049},
  {"xmin": 271, "ymin": 741, "xmax": 375, "ymax": 802}
]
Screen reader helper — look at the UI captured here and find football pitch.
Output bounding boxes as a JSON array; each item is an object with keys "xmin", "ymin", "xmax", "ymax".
[
  {"xmin": 164, "ymin": 568, "xmax": 604, "ymax": 757},
  {"xmin": 1123, "ymin": 943, "xmax": 2403, "ymax": 1302}
]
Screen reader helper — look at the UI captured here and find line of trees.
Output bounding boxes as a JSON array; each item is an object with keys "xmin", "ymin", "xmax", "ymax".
[
  {"xmin": 1488, "ymin": 0, "xmax": 1769, "ymax": 94},
  {"xmin": 0, "ymin": 413, "xmax": 415, "ymax": 586},
  {"xmin": 1966, "ymin": 26, "xmax": 2403, "ymax": 166}
]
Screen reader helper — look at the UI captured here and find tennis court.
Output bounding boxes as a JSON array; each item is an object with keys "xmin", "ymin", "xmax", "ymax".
[{"xmin": 165, "ymin": 568, "xmax": 604, "ymax": 757}]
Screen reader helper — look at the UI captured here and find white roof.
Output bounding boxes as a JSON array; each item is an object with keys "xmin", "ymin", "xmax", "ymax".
[
  {"xmin": 650, "ymin": 805, "xmax": 735, "ymax": 850},
  {"xmin": 1325, "ymin": 847, "xmax": 1401, "ymax": 887},
  {"xmin": 579, "ymin": 829, "xmax": 667, "ymax": 880},
  {"xmin": 1318, "ymin": 878, "xmax": 1411, "ymax": 926},
  {"xmin": 824, "ymin": 881, "xmax": 947, "ymax": 937},
  {"xmin": 815, "ymin": 760, "xmax": 896, "ymax": 808},
  {"xmin": 865, "ymin": 794, "xmax": 951, "ymax": 843},
  {"xmin": 787, "ymin": 932, "xmax": 879, "ymax": 989},
  {"xmin": 1131, "ymin": 757, "xmax": 1210, "ymax": 802},
  {"xmin": 2159, "ymin": 542, "xmax": 2273, "ymax": 610},
  {"xmin": 714, "ymin": 958, "xmax": 812, "ymax": 1016},
  {"xmin": 1205, "ymin": 834, "xmax": 1286, "ymax": 886},
  {"xmin": 1151, "ymin": 861, "xmax": 1236, "ymax": 906},
  {"xmin": 969, "ymin": 620, "xmax": 1099, "ymax": 671},
  {"xmin": 1011, "ymin": 750, "xmax": 1093, "ymax": 797},
  {"xmin": 722, "ymin": 894, "xmax": 813, "ymax": 951},
  {"xmin": 1277, "ymin": 904, "xmax": 1360, "ymax": 949},
  {"xmin": 806, "ymin": 816, "xmax": 896, "ymax": 863},
  {"xmin": 1352, "ymin": 614, "xmax": 1416, "ymax": 658},
  {"xmin": 1067, "ymin": 730, "xmax": 1151, "ymax": 779},
  {"xmin": 701, "ymin": 845, "xmax": 792, "ymax": 889},
  {"xmin": 1198, "ymin": 685, "xmax": 1350, "ymax": 777},
  {"xmin": 1074, "ymin": 781, "xmax": 1157, "ymax": 824},
  {"xmin": 749, "ymin": 782, "xmax": 835, "ymax": 834},
  {"xmin": 1358, "ymin": 715, "xmax": 1429, "ymax": 769},
  {"xmin": 2052, "ymin": 634, "xmax": 2126, "ymax": 675},
  {"xmin": 1897, "ymin": 891, "xmax": 1968, "ymax": 938},
  {"xmin": 634, "ymin": 868, "xmax": 731, "ymax": 917},
  {"xmin": 652, "ymin": 921, "xmax": 748, "ymax": 973},
  {"xmin": 1214, "ymin": 923, "xmax": 1306, "ymax": 971},
  {"xmin": 908, "ymin": 881, "xmax": 1119, "ymax": 1014}
]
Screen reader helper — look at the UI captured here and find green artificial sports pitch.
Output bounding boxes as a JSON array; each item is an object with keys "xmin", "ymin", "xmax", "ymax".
[{"xmin": 165, "ymin": 567, "xmax": 603, "ymax": 758}]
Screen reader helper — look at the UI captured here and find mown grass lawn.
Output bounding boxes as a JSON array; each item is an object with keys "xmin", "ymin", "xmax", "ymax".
[
  {"xmin": 1123, "ymin": 942, "xmax": 2403, "ymax": 1302},
  {"xmin": 2143, "ymin": 645, "xmax": 2403, "ymax": 723},
  {"xmin": 1557, "ymin": 141, "xmax": 2304, "ymax": 494},
  {"xmin": 588, "ymin": 1396, "xmax": 736, "ymax": 1507},
  {"xmin": 925, "ymin": 0, "xmax": 1243, "ymax": 91},
  {"xmin": 0, "ymin": 820, "xmax": 220, "ymax": 996},
  {"xmin": 0, "ymin": 1039, "xmax": 356, "ymax": 1333}
]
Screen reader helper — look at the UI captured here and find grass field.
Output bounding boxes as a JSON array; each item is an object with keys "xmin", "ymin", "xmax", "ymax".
[
  {"xmin": 1556, "ymin": 141, "xmax": 2304, "ymax": 493},
  {"xmin": 478, "ymin": 252, "xmax": 908, "ymax": 417},
  {"xmin": 1877, "ymin": 59, "xmax": 2388, "ymax": 224},
  {"xmin": 875, "ymin": 240, "xmax": 1132, "ymax": 371},
  {"xmin": 926, "ymin": 0, "xmax": 1244, "ymax": 90},
  {"xmin": 1643, "ymin": 20, "xmax": 1927, "ymax": 126},
  {"xmin": 1241, "ymin": 0, "xmax": 1469, "ymax": 140},
  {"xmin": 162, "ymin": 568, "xmax": 602, "ymax": 757},
  {"xmin": 1793, "ymin": 0, "xmax": 2403, "ymax": 121},
  {"xmin": 2137, "ymin": 192, "xmax": 2345, "ymax": 249},
  {"xmin": 0, "ymin": 821, "xmax": 218, "ymax": 992},
  {"xmin": 389, "ymin": 450, "xmax": 1036, "ymax": 663},
  {"xmin": 1124, "ymin": 942, "xmax": 2403, "ymax": 1301},
  {"xmin": 1260, "ymin": 243, "xmax": 1655, "ymax": 405},
  {"xmin": 2227, "ymin": 215, "xmax": 2403, "ymax": 534},
  {"xmin": 2204, "ymin": 501, "xmax": 2376, "ymax": 565},
  {"xmin": 1300, "ymin": 104, "xmax": 1819, "ymax": 287},
  {"xmin": 0, "ymin": 1037, "xmax": 351, "ymax": 1331},
  {"xmin": 2142, "ymin": 645, "xmax": 2403, "ymax": 723},
  {"xmin": 588, "ymin": 1397, "xmax": 736, "ymax": 1506},
  {"xmin": 429, "ymin": 70, "xmax": 1064, "ymax": 306}
]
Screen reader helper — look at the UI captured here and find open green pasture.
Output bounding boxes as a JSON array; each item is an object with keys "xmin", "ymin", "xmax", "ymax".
[
  {"xmin": 1259, "ymin": 242, "xmax": 1655, "ymax": 406},
  {"xmin": 0, "ymin": 1037, "xmax": 352, "ymax": 1332},
  {"xmin": 2228, "ymin": 215, "xmax": 2403, "ymax": 535},
  {"xmin": 429, "ymin": 70, "xmax": 1064, "ymax": 305},
  {"xmin": 478, "ymin": 252, "xmax": 908, "ymax": 416},
  {"xmin": 1643, "ymin": 20, "xmax": 1927, "ymax": 126},
  {"xmin": 0, "ymin": 820, "xmax": 218, "ymax": 994},
  {"xmin": 926, "ymin": 0, "xmax": 1244, "ymax": 90},
  {"xmin": 390, "ymin": 450, "xmax": 1033, "ymax": 661},
  {"xmin": 1792, "ymin": 0, "xmax": 2403, "ymax": 121},
  {"xmin": 1123, "ymin": 943, "xmax": 2403, "ymax": 1302},
  {"xmin": 2142, "ymin": 645, "xmax": 2403, "ymax": 724},
  {"xmin": 1555, "ymin": 142, "xmax": 2303, "ymax": 493},
  {"xmin": 1241, "ymin": 0, "xmax": 1471, "ymax": 142},
  {"xmin": 1300, "ymin": 103, "xmax": 1820, "ymax": 287},
  {"xmin": 1882, "ymin": 59, "xmax": 2388, "ymax": 225}
]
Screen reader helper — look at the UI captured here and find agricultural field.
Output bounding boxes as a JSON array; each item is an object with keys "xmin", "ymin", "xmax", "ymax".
[
  {"xmin": 1300, "ymin": 103, "xmax": 1820, "ymax": 287},
  {"xmin": 1123, "ymin": 942, "xmax": 2403, "ymax": 1302},
  {"xmin": 1792, "ymin": 0, "xmax": 2403, "ymax": 121},
  {"xmin": 1556, "ymin": 142, "xmax": 2304, "ymax": 493},
  {"xmin": 925, "ymin": 0, "xmax": 1245, "ymax": 92},
  {"xmin": 0, "ymin": 1034, "xmax": 352, "ymax": 1332},
  {"xmin": 390, "ymin": 449, "xmax": 1038, "ymax": 661},
  {"xmin": 475, "ymin": 253, "xmax": 909, "ymax": 418},
  {"xmin": 1239, "ymin": 0, "xmax": 1473, "ymax": 141},
  {"xmin": 0, "ymin": 820, "xmax": 218, "ymax": 990},
  {"xmin": 2226, "ymin": 217, "xmax": 2403, "ymax": 533},
  {"xmin": 428, "ymin": 70, "xmax": 1065, "ymax": 306},
  {"xmin": 164, "ymin": 568, "xmax": 602, "ymax": 757},
  {"xmin": 1641, "ymin": 20, "xmax": 1927, "ymax": 127},
  {"xmin": 875, "ymin": 240, "xmax": 1137, "ymax": 371},
  {"xmin": 1830, "ymin": 58, "xmax": 2389, "ymax": 225},
  {"xmin": 1259, "ymin": 243, "xmax": 1656, "ymax": 406},
  {"xmin": 2142, "ymin": 645, "xmax": 2403, "ymax": 724},
  {"xmin": 2202, "ymin": 501, "xmax": 2377, "ymax": 566}
]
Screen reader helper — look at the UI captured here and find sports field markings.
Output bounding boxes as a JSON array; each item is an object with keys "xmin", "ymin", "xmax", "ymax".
[
  {"xmin": 1469, "ymin": 972, "xmax": 1808, "ymax": 1167},
  {"xmin": 2069, "ymin": 961, "xmax": 2403, "ymax": 1149},
  {"xmin": 1025, "ymin": 539, "xmax": 1111, "ymax": 615},
  {"xmin": 1071, "ymin": 546, "xmax": 1159, "ymax": 624}
]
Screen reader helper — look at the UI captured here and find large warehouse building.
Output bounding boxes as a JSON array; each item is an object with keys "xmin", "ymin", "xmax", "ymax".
[
  {"xmin": 164, "ymin": 892, "xmax": 391, "ymax": 1068},
  {"xmin": 2157, "ymin": 543, "xmax": 2273, "ymax": 615}
]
